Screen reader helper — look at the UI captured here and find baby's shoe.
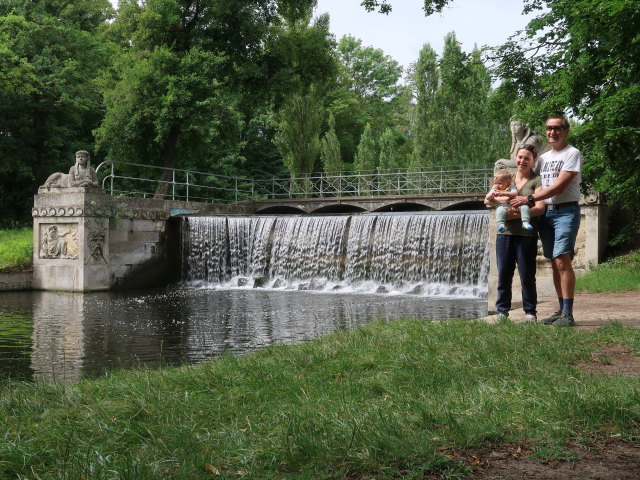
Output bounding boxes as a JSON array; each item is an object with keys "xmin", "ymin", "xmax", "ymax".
[
  {"xmin": 497, "ymin": 223, "xmax": 505, "ymax": 233},
  {"xmin": 522, "ymin": 221, "xmax": 534, "ymax": 231}
]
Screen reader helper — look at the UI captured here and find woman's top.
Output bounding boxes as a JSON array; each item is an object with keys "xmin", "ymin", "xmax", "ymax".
[{"xmin": 499, "ymin": 174, "xmax": 542, "ymax": 237}]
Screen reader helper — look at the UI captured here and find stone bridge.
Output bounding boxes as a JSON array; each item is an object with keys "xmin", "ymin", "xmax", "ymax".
[{"xmin": 201, "ymin": 193, "xmax": 487, "ymax": 215}]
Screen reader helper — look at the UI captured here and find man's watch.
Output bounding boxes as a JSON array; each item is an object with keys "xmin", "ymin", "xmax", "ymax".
[{"xmin": 527, "ymin": 194, "xmax": 535, "ymax": 206}]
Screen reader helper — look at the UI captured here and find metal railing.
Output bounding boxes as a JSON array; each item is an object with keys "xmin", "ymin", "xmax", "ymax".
[{"xmin": 95, "ymin": 160, "xmax": 493, "ymax": 203}]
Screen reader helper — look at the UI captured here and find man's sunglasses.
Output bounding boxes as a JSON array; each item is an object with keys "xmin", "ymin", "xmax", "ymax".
[{"xmin": 546, "ymin": 125, "xmax": 567, "ymax": 132}]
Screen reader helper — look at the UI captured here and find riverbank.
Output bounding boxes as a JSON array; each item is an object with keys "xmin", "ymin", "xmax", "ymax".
[{"xmin": 2, "ymin": 315, "xmax": 640, "ymax": 479}]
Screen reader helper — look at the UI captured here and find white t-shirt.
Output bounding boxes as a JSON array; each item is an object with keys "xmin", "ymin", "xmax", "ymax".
[{"xmin": 536, "ymin": 144, "xmax": 582, "ymax": 204}]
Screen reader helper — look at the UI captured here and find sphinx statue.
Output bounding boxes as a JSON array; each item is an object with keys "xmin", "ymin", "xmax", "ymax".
[
  {"xmin": 42, "ymin": 150, "xmax": 98, "ymax": 190},
  {"xmin": 495, "ymin": 120, "xmax": 550, "ymax": 172}
]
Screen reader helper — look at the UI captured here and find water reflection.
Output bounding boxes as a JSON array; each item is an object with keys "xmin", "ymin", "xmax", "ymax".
[{"xmin": 0, "ymin": 289, "xmax": 487, "ymax": 382}]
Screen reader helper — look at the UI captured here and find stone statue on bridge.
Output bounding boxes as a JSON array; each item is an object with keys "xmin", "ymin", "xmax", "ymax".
[
  {"xmin": 41, "ymin": 150, "xmax": 98, "ymax": 191},
  {"xmin": 495, "ymin": 120, "xmax": 550, "ymax": 172},
  {"xmin": 509, "ymin": 120, "xmax": 548, "ymax": 161}
]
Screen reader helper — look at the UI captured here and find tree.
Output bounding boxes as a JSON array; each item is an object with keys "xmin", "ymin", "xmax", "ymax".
[
  {"xmin": 410, "ymin": 43, "xmax": 439, "ymax": 167},
  {"xmin": 0, "ymin": 0, "xmax": 114, "ymax": 225},
  {"xmin": 378, "ymin": 127, "xmax": 405, "ymax": 170},
  {"xmin": 269, "ymin": 12, "xmax": 336, "ymax": 180},
  {"xmin": 320, "ymin": 113, "xmax": 343, "ymax": 174},
  {"xmin": 409, "ymin": 33, "xmax": 510, "ymax": 168},
  {"xmin": 361, "ymin": 0, "xmax": 451, "ymax": 15},
  {"xmin": 328, "ymin": 34, "xmax": 403, "ymax": 166},
  {"xmin": 493, "ymin": 0, "xmax": 640, "ymax": 243},
  {"xmin": 95, "ymin": 0, "xmax": 317, "ymax": 198},
  {"xmin": 353, "ymin": 123, "xmax": 377, "ymax": 171},
  {"xmin": 274, "ymin": 86, "xmax": 324, "ymax": 179}
]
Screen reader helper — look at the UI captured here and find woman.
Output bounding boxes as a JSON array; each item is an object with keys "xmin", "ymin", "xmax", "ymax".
[{"xmin": 485, "ymin": 143, "xmax": 545, "ymax": 322}]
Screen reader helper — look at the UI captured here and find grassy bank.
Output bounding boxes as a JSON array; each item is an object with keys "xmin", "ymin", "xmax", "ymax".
[
  {"xmin": 576, "ymin": 250, "xmax": 640, "ymax": 293},
  {"xmin": 2, "ymin": 320, "xmax": 640, "ymax": 479},
  {"xmin": 0, "ymin": 228, "xmax": 32, "ymax": 271}
]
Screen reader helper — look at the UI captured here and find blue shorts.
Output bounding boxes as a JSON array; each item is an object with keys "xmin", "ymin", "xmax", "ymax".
[{"xmin": 539, "ymin": 205, "xmax": 580, "ymax": 259}]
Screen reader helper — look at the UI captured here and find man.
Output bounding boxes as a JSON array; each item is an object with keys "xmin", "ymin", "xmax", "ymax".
[{"xmin": 511, "ymin": 115, "xmax": 582, "ymax": 327}]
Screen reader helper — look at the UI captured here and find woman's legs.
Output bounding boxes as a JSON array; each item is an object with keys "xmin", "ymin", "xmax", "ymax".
[
  {"xmin": 515, "ymin": 235, "xmax": 538, "ymax": 315},
  {"xmin": 495, "ymin": 234, "xmax": 516, "ymax": 315}
]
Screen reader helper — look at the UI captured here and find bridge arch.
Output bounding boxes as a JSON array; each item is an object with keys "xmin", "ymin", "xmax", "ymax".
[
  {"xmin": 311, "ymin": 204, "xmax": 366, "ymax": 214},
  {"xmin": 442, "ymin": 200, "xmax": 486, "ymax": 211},
  {"xmin": 256, "ymin": 206, "xmax": 305, "ymax": 215},
  {"xmin": 372, "ymin": 202, "xmax": 433, "ymax": 213}
]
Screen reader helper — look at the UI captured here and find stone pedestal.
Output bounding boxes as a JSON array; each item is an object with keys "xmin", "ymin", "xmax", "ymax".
[
  {"xmin": 486, "ymin": 198, "xmax": 608, "ymax": 313},
  {"xmin": 33, "ymin": 187, "xmax": 111, "ymax": 291},
  {"xmin": 32, "ymin": 187, "xmax": 175, "ymax": 291}
]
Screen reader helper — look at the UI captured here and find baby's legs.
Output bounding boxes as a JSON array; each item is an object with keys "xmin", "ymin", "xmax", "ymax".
[
  {"xmin": 520, "ymin": 205, "xmax": 534, "ymax": 230},
  {"xmin": 496, "ymin": 205, "xmax": 508, "ymax": 232}
]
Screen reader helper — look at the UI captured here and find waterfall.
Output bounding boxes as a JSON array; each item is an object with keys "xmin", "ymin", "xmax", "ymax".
[{"xmin": 182, "ymin": 212, "xmax": 489, "ymax": 298}]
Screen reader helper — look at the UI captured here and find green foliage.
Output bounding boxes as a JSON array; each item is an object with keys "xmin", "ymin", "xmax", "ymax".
[
  {"xmin": 410, "ymin": 34, "xmax": 510, "ymax": 169},
  {"xmin": 353, "ymin": 123, "xmax": 377, "ymax": 171},
  {"xmin": 320, "ymin": 113, "xmax": 343, "ymax": 174},
  {"xmin": 0, "ymin": 0, "xmax": 114, "ymax": 223},
  {"xmin": 378, "ymin": 127, "xmax": 405, "ymax": 170},
  {"xmin": 361, "ymin": 0, "xmax": 451, "ymax": 15},
  {"xmin": 3, "ymin": 319, "xmax": 640, "ymax": 478},
  {"xmin": 329, "ymin": 35, "xmax": 404, "ymax": 166},
  {"xmin": 0, "ymin": 228, "xmax": 32, "ymax": 270},
  {"xmin": 493, "ymin": 0, "xmax": 640, "ymax": 245},
  {"xmin": 274, "ymin": 86, "xmax": 324, "ymax": 178}
]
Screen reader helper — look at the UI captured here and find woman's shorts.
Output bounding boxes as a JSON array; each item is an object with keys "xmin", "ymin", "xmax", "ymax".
[{"xmin": 539, "ymin": 204, "xmax": 581, "ymax": 259}]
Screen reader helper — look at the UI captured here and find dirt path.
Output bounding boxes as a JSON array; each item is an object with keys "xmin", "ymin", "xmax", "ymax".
[{"xmin": 485, "ymin": 291, "xmax": 640, "ymax": 330}]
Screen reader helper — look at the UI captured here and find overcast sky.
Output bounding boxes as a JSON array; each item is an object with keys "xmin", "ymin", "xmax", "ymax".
[{"xmin": 315, "ymin": 0, "xmax": 535, "ymax": 70}]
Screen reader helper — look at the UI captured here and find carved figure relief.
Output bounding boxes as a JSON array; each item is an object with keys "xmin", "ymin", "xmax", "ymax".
[
  {"xmin": 41, "ymin": 150, "xmax": 98, "ymax": 190},
  {"xmin": 87, "ymin": 230, "xmax": 107, "ymax": 264},
  {"xmin": 509, "ymin": 120, "xmax": 549, "ymax": 161},
  {"xmin": 39, "ymin": 224, "xmax": 79, "ymax": 259}
]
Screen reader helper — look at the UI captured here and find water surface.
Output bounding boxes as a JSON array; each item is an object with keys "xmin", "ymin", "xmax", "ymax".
[{"xmin": 0, "ymin": 288, "xmax": 486, "ymax": 382}]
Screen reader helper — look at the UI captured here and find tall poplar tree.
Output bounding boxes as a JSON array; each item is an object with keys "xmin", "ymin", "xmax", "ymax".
[
  {"xmin": 274, "ymin": 85, "xmax": 323, "ymax": 179},
  {"xmin": 410, "ymin": 33, "xmax": 509, "ymax": 169},
  {"xmin": 320, "ymin": 113, "xmax": 343, "ymax": 174}
]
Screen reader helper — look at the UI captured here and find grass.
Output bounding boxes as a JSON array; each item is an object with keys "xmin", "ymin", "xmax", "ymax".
[
  {"xmin": 2, "ymin": 320, "xmax": 640, "ymax": 479},
  {"xmin": 0, "ymin": 228, "xmax": 33, "ymax": 271},
  {"xmin": 576, "ymin": 250, "xmax": 640, "ymax": 293},
  {"xmin": 0, "ymin": 237, "xmax": 639, "ymax": 478}
]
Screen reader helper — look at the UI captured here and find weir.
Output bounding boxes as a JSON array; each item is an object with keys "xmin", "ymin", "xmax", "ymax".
[{"xmin": 181, "ymin": 211, "xmax": 490, "ymax": 298}]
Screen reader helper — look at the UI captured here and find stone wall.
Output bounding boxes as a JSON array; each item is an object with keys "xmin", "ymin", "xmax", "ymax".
[
  {"xmin": 31, "ymin": 189, "xmax": 211, "ymax": 291},
  {"xmin": 0, "ymin": 271, "xmax": 32, "ymax": 291}
]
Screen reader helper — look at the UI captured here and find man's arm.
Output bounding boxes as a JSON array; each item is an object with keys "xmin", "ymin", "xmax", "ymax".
[{"xmin": 511, "ymin": 171, "xmax": 579, "ymax": 207}]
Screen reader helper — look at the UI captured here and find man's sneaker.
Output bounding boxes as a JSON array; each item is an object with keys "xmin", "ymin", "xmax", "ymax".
[
  {"xmin": 496, "ymin": 312, "xmax": 509, "ymax": 321},
  {"xmin": 541, "ymin": 311, "xmax": 562, "ymax": 325},
  {"xmin": 553, "ymin": 313, "xmax": 575, "ymax": 327},
  {"xmin": 523, "ymin": 314, "xmax": 537, "ymax": 323}
]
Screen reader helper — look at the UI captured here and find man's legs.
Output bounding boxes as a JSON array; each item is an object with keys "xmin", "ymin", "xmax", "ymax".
[
  {"xmin": 552, "ymin": 253, "xmax": 575, "ymax": 300},
  {"xmin": 539, "ymin": 205, "xmax": 580, "ymax": 325}
]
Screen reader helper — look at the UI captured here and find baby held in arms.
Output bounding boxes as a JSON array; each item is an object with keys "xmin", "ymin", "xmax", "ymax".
[{"xmin": 486, "ymin": 169, "xmax": 534, "ymax": 233}]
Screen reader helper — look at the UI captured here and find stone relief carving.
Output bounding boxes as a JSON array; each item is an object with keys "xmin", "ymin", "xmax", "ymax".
[
  {"xmin": 39, "ymin": 224, "xmax": 79, "ymax": 259},
  {"xmin": 87, "ymin": 230, "xmax": 107, "ymax": 264},
  {"xmin": 41, "ymin": 150, "xmax": 98, "ymax": 190}
]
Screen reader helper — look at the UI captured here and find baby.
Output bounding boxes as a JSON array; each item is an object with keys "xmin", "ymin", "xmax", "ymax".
[{"xmin": 486, "ymin": 169, "xmax": 533, "ymax": 233}]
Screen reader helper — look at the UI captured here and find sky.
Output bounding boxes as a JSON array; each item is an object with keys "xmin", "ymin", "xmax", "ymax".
[
  {"xmin": 314, "ymin": 0, "xmax": 535, "ymax": 69},
  {"xmin": 107, "ymin": 0, "xmax": 535, "ymax": 71}
]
